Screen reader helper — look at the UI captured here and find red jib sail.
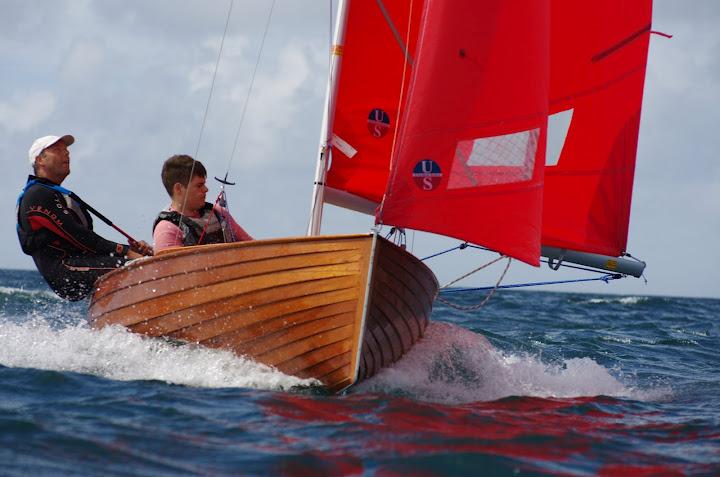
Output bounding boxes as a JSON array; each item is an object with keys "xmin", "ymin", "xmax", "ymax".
[
  {"xmin": 378, "ymin": 0, "xmax": 549, "ymax": 265},
  {"xmin": 543, "ymin": 0, "xmax": 652, "ymax": 257},
  {"xmin": 324, "ymin": 0, "xmax": 425, "ymax": 212}
]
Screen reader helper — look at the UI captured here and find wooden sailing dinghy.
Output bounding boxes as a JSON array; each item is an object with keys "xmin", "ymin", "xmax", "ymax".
[
  {"xmin": 90, "ymin": 0, "xmax": 653, "ymax": 392},
  {"xmin": 90, "ymin": 235, "xmax": 437, "ymax": 392}
]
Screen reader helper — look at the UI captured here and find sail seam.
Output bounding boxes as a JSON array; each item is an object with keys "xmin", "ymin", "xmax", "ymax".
[{"xmin": 375, "ymin": 0, "xmax": 415, "ymax": 66}]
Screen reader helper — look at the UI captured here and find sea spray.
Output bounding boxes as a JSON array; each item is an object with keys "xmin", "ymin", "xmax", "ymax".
[
  {"xmin": 356, "ymin": 321, "xmax": 669, "ymax": 403},
  {"xmin": 0, "ymin": 318, "xmax": 316, "ymax": 391}
]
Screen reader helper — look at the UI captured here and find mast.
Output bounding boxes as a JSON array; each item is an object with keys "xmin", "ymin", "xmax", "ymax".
[{"xmin": 307, "ymin": 0, "xmax": 351, "ymax": 236}]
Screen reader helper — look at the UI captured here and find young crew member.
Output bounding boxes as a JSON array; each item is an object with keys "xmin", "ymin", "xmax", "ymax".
[
  {"xmin": 16, "ymin": 134, "xmax": 153, "ymax": 301},
  {"xmin": 152, "ymin": 155, "xmax": 253, "ymax": 252}
]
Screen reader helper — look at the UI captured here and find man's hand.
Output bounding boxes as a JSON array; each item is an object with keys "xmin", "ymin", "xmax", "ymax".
[
  {"xmin": 126, "ymin": 249, "xmax": 144, "ymax": 260},
  {"xmin": 130, "ymin": 240, "xmax": 154, "ymax": 256}
]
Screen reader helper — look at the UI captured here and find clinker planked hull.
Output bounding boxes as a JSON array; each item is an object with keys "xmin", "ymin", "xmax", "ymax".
[{"xmin": 89, "ymin": 234, "xmax": 437, "ymax": 392}]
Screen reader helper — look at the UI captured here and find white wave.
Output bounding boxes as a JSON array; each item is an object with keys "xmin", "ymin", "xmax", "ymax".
[
  {"xmin": 671, "ymin": 328, "xmax": 709, "ymax": 338},
  {"xmin": 588, "ymin": 296, "xmax": 648, "ymax": 305},
  {"xmin": 0, "ymin": 286, "xmax": 60, "ymax": 300},
  {"xmin": 0, "ymin": 319, "xmax": 316, "ymax": 391},
  {"xmin": 600, "ymin": 335, "xmax": 633, "ymax": 344},
  {"xmin": 356, "ymin": 322, "xmax": 670, "ymax": 404}
]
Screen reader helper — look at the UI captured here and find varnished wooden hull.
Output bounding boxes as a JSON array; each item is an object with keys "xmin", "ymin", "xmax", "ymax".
[{"xmin": 89, "ymin": 234, "xmax": 438, "ymax": 392}]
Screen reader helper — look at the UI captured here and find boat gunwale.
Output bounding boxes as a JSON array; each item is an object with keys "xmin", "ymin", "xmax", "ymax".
[{"xmin": 99, "ymin": 233, "xmax": 374, "ymax": 279}]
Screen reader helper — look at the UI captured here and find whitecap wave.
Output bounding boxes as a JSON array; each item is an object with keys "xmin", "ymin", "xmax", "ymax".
[
  {"xmin": 588, "ymin": 296, "xmax": 649, "ymax": 305},
  {"xmin": 0, "ymin": 319, "xmax": 316, "ymax": 391},
  {"xmin": 0, "ymin": 286, "xmax": 60, "ymax": 301},
  {"xmin": 355, "ymin": 322, "xmax": 670, "ymax": 404}
]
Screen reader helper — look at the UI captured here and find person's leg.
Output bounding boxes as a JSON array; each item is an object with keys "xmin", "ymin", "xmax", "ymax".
[{"xmin": 53, "ymin": 255, "xmax": 129, "ymax": 301}]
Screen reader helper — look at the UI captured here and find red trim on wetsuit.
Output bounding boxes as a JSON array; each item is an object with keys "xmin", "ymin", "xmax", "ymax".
[{"xmin": 27, "ymin": 213, "xmax": 94, "ymax": 253}]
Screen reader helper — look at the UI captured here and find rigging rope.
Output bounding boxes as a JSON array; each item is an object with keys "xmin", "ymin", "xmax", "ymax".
[
  {"xmin": 439, "ymin": 255, "xmax": 507, "ymax": 289},
  {"xmin": 440, "ymin": 273, "xmax": 624, "ymax": 294},
  {"xmin": 223, "ymin": 0, "xmax": 277, "ymax": 178},
  {"xmin": 436, "ymin": 257, "xmax": 512, "ymax": 312},
  {"xmin": 423, "ymin": 240, "xmax": 630, "ymax": 311},
  {"xmin": 424, "ymin": 241, "xmax": 621, "ymax": 276},
  {"xmin": 194, "ymin": 0, "xmax": 235, "ymax": 161},
  {"xmin": 176, "ymin": 0, "xmax": 276, "ymax": 244},
  {"xmin": 174, "ymin": 0, "xmax": 235, "ymax": 244},
  {"xmin": 421, "ymin": 243, "xmax": 467, "ymax": 261}
]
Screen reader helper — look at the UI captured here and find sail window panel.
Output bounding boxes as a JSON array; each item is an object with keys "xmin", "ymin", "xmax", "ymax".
[
  {"xmin": 448, "ymin": 128, "xmax": 538, "ymax": 189},
  {"xmin": 546, "ymin": 109, "xmax": 573, "ymax": 166}
]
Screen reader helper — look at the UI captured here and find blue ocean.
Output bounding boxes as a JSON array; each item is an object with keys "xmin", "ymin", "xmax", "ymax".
[{"xmin": 1, "ymin": 268, "xmax": 718, "ymax": 476}]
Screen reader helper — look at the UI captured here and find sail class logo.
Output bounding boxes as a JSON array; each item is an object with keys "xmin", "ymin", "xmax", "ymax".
[
  {"xmin": 367, "ymin": 108, "xmax": 390, "ymax": 138},
  {"xmin": 413, "ymin": 160, "xmax": 442, "ymax": 191}
]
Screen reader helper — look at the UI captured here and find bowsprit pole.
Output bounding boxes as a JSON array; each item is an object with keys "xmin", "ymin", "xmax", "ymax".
[{"xmin": 67, "ymin": 192, "xmax": 141, "ymax": 248}]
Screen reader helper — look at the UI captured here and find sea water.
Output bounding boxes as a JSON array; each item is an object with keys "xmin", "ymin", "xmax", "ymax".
[{"xmin": 1, "ymin": 269, "xmax": 718, "ymax": 476}]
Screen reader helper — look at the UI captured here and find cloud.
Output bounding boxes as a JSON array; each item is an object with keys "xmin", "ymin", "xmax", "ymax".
[
  {"xmin": 60, "ymin": 40, "xmax": 106, "ymax": 83},
  {"xmin": 0, "ymin": 91, "xmax": 57, "ymax": 133},
  {"xmin": 185, "ymin": 35, "xmax": 325, "ymax": 169}
]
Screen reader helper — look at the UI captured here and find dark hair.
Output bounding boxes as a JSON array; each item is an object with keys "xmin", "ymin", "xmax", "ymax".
[{"xmin": 161, "ymin": 155, "xmax": 207, "ymax": 197}]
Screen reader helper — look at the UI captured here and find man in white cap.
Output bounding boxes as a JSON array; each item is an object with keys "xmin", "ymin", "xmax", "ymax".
[{"xmin": 16, "ymin": 134, "xmax": 153, "ymax": 301}]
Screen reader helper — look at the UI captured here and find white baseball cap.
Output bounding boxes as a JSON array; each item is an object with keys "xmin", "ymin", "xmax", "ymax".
[{"xmin": 28, "ymin": 134, "xmax": 75, "ymax": 167}]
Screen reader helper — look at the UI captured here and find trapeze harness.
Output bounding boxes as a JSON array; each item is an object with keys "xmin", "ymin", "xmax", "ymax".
[
  {"xmin": 16, "ymin": 176, "xmax": 130, "ymax": 301},
  {"xmin": 152, "ymin": 203, "xmax": 232, "ymax": 246}
]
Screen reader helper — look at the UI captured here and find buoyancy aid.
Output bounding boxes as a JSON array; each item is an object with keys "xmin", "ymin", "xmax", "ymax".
[{"xmin": 152, "ymin": 202, "xmax": 231, "ymax": 246}]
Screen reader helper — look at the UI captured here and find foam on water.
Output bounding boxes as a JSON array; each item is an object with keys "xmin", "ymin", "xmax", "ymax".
[
  {"xmin": 0, "ymin": 286, "xmax": 61, "ymax": 301},
  {"xmin": 588, "ymin": 296, "xmax": 649, "ymax": 305},
  {"xmin": 356, "ymin": 322, "xmax": 670, "ymax": 404},
  {"xmin": 0, "ymin": 318, "xmax": 316, "ymax": 391}
]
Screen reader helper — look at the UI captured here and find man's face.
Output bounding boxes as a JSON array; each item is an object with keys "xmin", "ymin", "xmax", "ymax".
[
  {"xmin": 176, "ymin": 175, "xmax": 208, "ymax": 213},
  {"xmin": 37, "ymin": 141, "xmax": 70, "ymax": 183}
]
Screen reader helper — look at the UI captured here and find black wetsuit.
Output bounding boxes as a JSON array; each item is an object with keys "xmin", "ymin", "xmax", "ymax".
[{"xmin": 16, "ymin": 176, "xmax": 130, "ymax": 301}]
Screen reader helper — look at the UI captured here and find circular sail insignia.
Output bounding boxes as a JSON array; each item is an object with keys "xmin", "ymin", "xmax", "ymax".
[
  {"xmin": 412, "ymin": 159, "xmax": 442, "ymax": 191},
  {"xmin": 367, "ymin": 108, "xmax": 390, "ymax": 138}
]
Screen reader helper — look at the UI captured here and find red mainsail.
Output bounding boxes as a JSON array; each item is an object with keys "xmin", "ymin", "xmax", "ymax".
[
  {"xmin": 543, "ymin": 0, "xmax": 652, "ymax": 257},
  {"xmin": 325, "ymin": 0, "xmax": 424, "ymax": 210},
  {"xmin": 378, "ymin": 0, "xmax": 549, "ymax": 265}
]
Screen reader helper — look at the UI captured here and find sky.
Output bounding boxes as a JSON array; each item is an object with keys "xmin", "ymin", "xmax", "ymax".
[{"xmin": 1, "ymin": 1, "xmax": 718, "ymax": 299}]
